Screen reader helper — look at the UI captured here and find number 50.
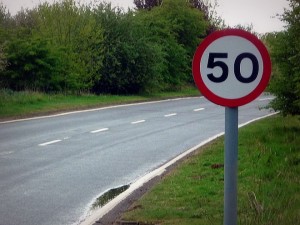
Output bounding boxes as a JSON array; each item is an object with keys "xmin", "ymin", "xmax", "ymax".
[{"xmin": 207, "ymin": 52, "xmax": 259, "ymax": 83}]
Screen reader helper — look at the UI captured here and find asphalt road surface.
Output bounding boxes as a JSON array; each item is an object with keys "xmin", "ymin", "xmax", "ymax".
[{"xmin": 0, "ymin": 95, "xmax": 275, "ymax": 225}]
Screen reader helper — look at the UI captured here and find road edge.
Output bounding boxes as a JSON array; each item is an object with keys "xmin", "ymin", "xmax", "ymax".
[
  {"xmin": 80, "ymin": 112, "xmax": 279, "ymax": 225},
  {"xmin": 0, "ymin": 97, "xmax": 201, "ymax": 124}
]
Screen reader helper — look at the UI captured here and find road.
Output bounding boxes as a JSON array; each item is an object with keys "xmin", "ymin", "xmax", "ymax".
[{"xmin": 0, "ymin": 95, "xmax": 274, "ymax": 225}]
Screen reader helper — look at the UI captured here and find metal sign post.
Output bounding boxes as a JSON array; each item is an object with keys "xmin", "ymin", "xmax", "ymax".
[
  {"xmin": 192, "ymin": 29, "xmax": 271, "ymax": 225},
  {"xmin": 224, "ymin": 107, "xmax": 238, "ymax": 225}
]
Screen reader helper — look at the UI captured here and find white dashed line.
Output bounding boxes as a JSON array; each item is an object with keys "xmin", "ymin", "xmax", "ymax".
[
  {"xmin": 0, "ymin": 151, "xmax": 14, "ymax": 156},
  {"xmin": 131, "ymin": 120, "xmax": 146, "ymax": 124},
  {"xmin": 90, "ymin": 128, "xmax": 109, "ymax": 134},
  {"xmin": 194, "ymin": 108, "xmax": 205, "ymax": 112},
  {"xmin": 164, "ymin": 113, "xmax": 177, "ymax": 117},
  {"xmin": 39, "ymin": 140, "xmax": 62, "ymax": 147}
]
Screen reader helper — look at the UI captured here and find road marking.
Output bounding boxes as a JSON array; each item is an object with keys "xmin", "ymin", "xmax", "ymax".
[
  {"xmin": 194, "ymin": 108, "xmax": 205, "ymax": 112},
  {"xmin": 0, "ymin": 151, "xmax": 14, "ymax": 156},
  {"xmin": 39, "ymin": 140, "xmax": 62, "ymax": 147},
  {"xmin": 90, "ymin": 128, "xmax": 109, "ymax": 134},
  {"xmin": 164, "ymin": 113, "xmax": 177, "ymax": 117},
  {"xmin": 259, "ymin": 97, "xmax": 275, "ymax": 101},
  {"xmin": 131, "ymin": 120, "xmax": 146, "ymax": 124}
]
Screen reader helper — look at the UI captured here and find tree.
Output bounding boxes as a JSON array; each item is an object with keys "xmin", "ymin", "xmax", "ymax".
[
  {"xmin": 0, "ymin": 4, "xmax": 8, "ymax": 73},
  {"xmin": 0, "ymin": 0, "xmax": 211, "ymax": 94},
  {"xmin": 0, "ymin": 45, "xmax": 5, "ymax": 71},
  {"xmin": 0, "ymin": 2, "xmax": 13, "ymax": 38},
  {"xmin": 134, "ymin": 0, "xmax": 219, "ymax": 34},
  {"xmin": 0, "ymin": 0, "xmax": 104, "ymax": 93},
  {"xmin": 133, "ymin": 0, "xmax": 208, "ymax": 89},
  {"xmin": 32, "ymin": 0, "xmax": 104, "ymax": 92},
  {"xmin": 92, "ymin": 3, "xmax": 164, "ymax": 94},
  {"xmin": 267, "ymin": 0, "xmax": 300, "ymax": 115},
  {"xmin": 2, "ymin": 37, "xmax": 62, "ymax": 91}
]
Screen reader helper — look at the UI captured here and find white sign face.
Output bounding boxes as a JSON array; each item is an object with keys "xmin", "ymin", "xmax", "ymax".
[
  {"xmin": 193, "ymin": 29, "xmax": 271, "ymax": 107},
  {"xmin": 200, "ymin": 36, "xmax": 263, "ymax": 99}
]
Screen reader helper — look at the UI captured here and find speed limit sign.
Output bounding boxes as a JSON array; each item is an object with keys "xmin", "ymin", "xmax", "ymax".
[
  {"xmin": 192, "ymin": 29, "xmax": 271, "ymax": 107},
  {"xmin": 193, "ymin": 29, "xmax": 272, "ymax": 225}
]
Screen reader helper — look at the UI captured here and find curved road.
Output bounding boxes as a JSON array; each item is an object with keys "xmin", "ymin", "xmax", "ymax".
[{"xmin": 0, "ymin": 95, "xmax": 274, "ymax": 225}]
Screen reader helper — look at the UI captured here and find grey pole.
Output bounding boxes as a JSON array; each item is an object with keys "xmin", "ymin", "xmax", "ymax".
[{"xmin": 224, "ymin": 107, "xmax": 238, "ymax": 225}]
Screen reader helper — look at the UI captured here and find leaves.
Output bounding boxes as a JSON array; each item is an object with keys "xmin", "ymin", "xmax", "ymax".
[
  {"xmin": 0, "ymin": 0, "xmax": 208, "ymax": 94},
  {"xmin": 266, "ymin": 0, "xmax": 300, "ymax": 115}
]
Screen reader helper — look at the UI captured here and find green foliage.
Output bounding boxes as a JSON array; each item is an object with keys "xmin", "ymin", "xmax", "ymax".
[
  {"xmin": 0, "ymin": 3, "xmax": 11, "ymax": 73},
  {"xmin": 134, "ymin": 0, "xmax": 220, "ymax": 34},
  {"xmin": 0, "ymin": 44, "xmax": 6, "ymax": 72},
  {"xmin": 134, "ymin": 0, "xmax": 208, "ymax": 89},
  {"xmin": 136, "ymin": 9, "xmax": 187, "ymax": 88},
  {"xmin": 266, "ymin": 0, "xmax": 300, "ymax": 115},
  {"xmin": 0, "ymin": 0, "xmax": 208, "ymax": 94},
  {"xmin": 33, "ymin": 0, "xmax": 104, "ymax": 92},
  {"xmin": 2, "ymin": 37, "xmax": 61, "ymax": 91},
  {"xmin": 92, "ymin": 4, "xmax": 164, "ymax": 94},
  {"xmin": 0, "ymin": 0, "xmax": 104, "ymax": 93}
]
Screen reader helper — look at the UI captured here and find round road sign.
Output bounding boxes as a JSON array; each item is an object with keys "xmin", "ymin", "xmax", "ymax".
[{"xmin": 192, "ymin": 29, "xmax": 271, "ymax": 107}]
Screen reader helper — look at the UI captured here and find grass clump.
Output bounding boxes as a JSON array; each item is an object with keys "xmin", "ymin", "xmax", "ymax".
[
  {"xmin": 121, "ymin": 115, "xmax": 300, "ymax": 225},
  {"xmin": 0, "ymin": 89, "xmax": 146, "ymax": 118}
]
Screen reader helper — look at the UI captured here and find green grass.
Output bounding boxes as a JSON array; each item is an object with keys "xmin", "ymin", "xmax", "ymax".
[
  {"xmin": 121, "ymin": 115, "xmax": 300, "ymax": 225},
  {"xmin": 0, "ymin": 87, "xmax": 199, "ymax": 119}
]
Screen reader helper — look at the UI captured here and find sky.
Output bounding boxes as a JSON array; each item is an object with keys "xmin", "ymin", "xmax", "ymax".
[{"xmin": 1, "ymin": 0, "xmax": 290, "ymax": 34}]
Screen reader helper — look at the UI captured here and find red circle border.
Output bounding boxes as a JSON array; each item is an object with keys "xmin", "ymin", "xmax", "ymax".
[{"xmin": 192, "ymin": 29, "xmax": 271, "ymax": 107}]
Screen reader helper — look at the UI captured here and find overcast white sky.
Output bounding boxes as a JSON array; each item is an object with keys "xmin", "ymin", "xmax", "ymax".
[{"xmin": 1, "ymin": 0, "xmax": 290, "ymax": 34}]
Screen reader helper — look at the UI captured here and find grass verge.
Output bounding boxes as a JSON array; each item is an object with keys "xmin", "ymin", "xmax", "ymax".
[
  {"xmin": 0, "ymin": 87, "xmax": 199, "ymax": 120},
  {"xmin": 120, "ymin": 115, "xmax": 300, "ymax": 225}
]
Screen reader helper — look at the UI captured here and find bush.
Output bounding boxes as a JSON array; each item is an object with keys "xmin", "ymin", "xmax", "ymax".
[{"xmin": 268, "ymin": 0, "xmax": 300, "ymax": 115}]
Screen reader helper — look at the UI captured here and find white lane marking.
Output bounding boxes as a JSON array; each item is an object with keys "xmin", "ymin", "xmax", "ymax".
[
  {"xmin": 131, "ymin": 120, "xmax": 146, "ymax": 124},
  {"xmin": 193, "ymin": 108, "xmax": 205, "ymax": 112},
  {"xmin": 90, "ymin": 128, "xmax": 109, "ymax": 134},
  {"xmin": 259, "ymin": 97, "xmax": 275, "ymax": 101},
  {"xmin": 39, "ymin": 139, "xmax": 62, "ymax": 147},
  {"xmin": 238, "ymin": 112, "xmax": 279, "ymax": 128},
  {"xmin": 0, "ymin": 151, "xmax": 14, "ymax": 156},
  {"xmin": 164, "ymin": 113, "xmax": 177, "ymax": 117}
]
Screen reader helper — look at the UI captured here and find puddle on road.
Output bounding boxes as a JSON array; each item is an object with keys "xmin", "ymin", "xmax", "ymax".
[{"xmin": 92, "ymin": 184, "xmax": 130, "ymax": 209}]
